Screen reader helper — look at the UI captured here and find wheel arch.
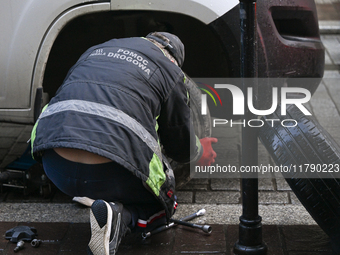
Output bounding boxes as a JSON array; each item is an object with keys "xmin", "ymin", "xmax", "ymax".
[
  {"xmin": 41, "ymin": 9, "xmax": 237, "ymax": 98},
  {"xmin": 31, "ymin": 2, "xmax": 111, "ymax": 109}
]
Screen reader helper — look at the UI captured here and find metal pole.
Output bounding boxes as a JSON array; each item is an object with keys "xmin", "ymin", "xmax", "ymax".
[{"xmin": 233, "ymin": 0, "xmax": 267, "ymax": 254}]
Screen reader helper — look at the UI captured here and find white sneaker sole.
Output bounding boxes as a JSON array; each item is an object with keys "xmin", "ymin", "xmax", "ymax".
[{"xmin": 88, "ymin": 200, "xmax": 113, "ymax": 255}]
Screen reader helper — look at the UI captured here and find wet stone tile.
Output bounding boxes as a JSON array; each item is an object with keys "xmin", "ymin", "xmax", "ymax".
[
  {"xmin": 225, "ymin": 225, "xmax": 238, "ymax": 255},
  {"xmin": 258, "ymin": 178, "xmax": 275, "ymax": 191},
  {"xmin": 258, "ymin": 192, "xmax": 289, "ymax": 204},
  {"xmin": 195, "ymin": 191, "xmax": 240, "ymax": 204},
  {"xmin": 59, "ymin": 223, "xmax": 90, "ymax": 254},
  {"xmin": 289, "ymin": 192, "xmax": 302, "ymax": 205},
  {"xmin": 118, "ymin": 227, "xmax": 175, "ymax": 255},
  {"xmin": 262, "ymin": 225, "xmax": 285, "ymax": 255},
  {"xmin": 172, "ymin": 224, "xmax": 226, "ymax": 254},
  {"xmin": 178, "ymin": 183, "xmax": 209, "ymax": 191},
  {"xmin": 282, "ymin": 225, "xmax": 333, "ymax": 252},
  {"xmin": 276, "ymin": 178, "xmax": 292, "ymax": 191},
  {"xmin": 210, "ymin": 179, "xmax": 240, "ymax": 191},
  {"xmin": 176, "ymin": 191, "xmax": 193, "ymax": 203}
]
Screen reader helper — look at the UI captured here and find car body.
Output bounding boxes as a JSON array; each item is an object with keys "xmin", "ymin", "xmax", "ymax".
[{"xmin": 0, "ymin": 0, "xmax": 324, "ymax": 123}]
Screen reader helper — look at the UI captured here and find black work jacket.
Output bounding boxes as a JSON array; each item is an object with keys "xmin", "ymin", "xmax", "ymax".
[{"xmin": 31, "ymin": 37, "xmax": 202, "ymax": 220}]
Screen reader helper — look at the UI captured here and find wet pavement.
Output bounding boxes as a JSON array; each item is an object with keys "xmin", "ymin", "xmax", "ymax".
[
  {"xmin": 0, "ymin": 222, "xmax": 336, "ymax": 255},
  {"xmin": 1, "ymin": 1, "xmax": 340, "ymax": 254}
]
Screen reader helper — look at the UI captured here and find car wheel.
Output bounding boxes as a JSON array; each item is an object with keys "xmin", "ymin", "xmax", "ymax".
[
  {"xmin": 167, "ymin": 76, "xmax": 212, "ymax": 189},
  {"xmin": 258, "ymin": 104, "xmax": 340, "ymax": 247}
]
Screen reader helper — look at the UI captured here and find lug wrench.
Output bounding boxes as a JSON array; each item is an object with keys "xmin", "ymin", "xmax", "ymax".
[
  {"xmin": 178, "ymin": 209, "xmax": 206, "ymax": 222},
  {"xmin": 142, "ymin": 209, "xmax": 210, "ymax": 238},
  {"xmin": 170, "ymin": 218, "xmax": 212, "ymax": 234}
]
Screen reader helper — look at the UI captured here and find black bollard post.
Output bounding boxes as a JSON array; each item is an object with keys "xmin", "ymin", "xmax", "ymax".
[{"xmin": 233, "ymin": 0, "xmax": 268, "ymax": 254}]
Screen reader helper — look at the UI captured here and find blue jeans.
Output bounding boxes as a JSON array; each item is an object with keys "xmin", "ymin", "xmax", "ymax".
[{"xmin": 42, "ymin": 149, "xmax": 165, "ymax": 230}]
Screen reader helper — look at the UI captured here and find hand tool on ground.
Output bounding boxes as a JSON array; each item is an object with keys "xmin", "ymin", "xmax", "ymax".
[
  {"xmin": 14, "ymin": 240, "xmax": 25, "ymax": 253},
  {"xmin": 170, "ymin": 218, "xmax": 212, "ymax": 234},
  {"xmin": 5, "ymin": 226, "xmax": 37, "ymax": 242},
  {"xmin": 31, "ymin": 239, "xmax": 41, "ymax": 248},
  {"xmin": 180, "ymin": 209, "xmax": 206, "ymax": 222},
  {"xmin": 142, "ymin": 208, "xmax": 209, "ymax": 238}
]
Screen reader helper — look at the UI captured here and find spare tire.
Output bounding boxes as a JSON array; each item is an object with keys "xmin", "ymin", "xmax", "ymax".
[
  {"xmin": 258, "ymin": 104, "xmax": 340, "ymax": 248},
  {"xmin": 166, "ymin": 76, "xmax": 212, "ymax": 189}
]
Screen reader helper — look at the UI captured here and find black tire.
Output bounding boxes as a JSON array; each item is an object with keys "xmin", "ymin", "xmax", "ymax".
[
  {"xmin": 259, "ymin": 104, "xmax": 340, "ymax": 245},
  {"xmin": 185, "ymin": 76, "xmax": 212, "ymax": 138},
  {"xmin": 167, "ymin": 76, "xmax": 212, "ymax": 189}
]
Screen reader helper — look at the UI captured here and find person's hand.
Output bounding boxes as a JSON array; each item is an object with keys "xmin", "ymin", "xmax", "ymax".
[{"xmin": 196, "ymin": 137, "xmax": 218, "ymax": 166}]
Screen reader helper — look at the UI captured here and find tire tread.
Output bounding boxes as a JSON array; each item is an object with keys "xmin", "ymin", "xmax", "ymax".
[{"xmin": 259, "ymin": 105, "xmax": 340, "ymax": 240}]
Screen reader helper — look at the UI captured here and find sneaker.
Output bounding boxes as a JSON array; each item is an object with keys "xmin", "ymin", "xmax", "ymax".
[{"xmin": 87, "ymin": 199, "xmax": 129, "ymax": 255}]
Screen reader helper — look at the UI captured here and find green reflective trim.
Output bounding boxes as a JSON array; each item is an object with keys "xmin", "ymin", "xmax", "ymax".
[
  {"xmin": 155, "ymin": 116, "xmax": 161, "ymax": 146},
  {"xmin": 183, "ymin": 75, "xmax": 189, "ymax": 104},
  {"xmin": 31, "ymin": 104, "xmax": 49, "ymax": 159},
  {"xmin": 196, "ymin": 135, "xmax": 201, "ymax": 151},
  {"xmin": 30, "ymin": 123, "xmax": 38, "ymax": 158},
  {"xmin": 147, "ymin": 153, "xmax": 166, "ymax": 197},
  {"xmin": 155, "ymin": 115, "xmax": 160, "ymax": 132},
  {"xmin": 160, "ymin": 48, "xmax": 167, "ymax": 57}
]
